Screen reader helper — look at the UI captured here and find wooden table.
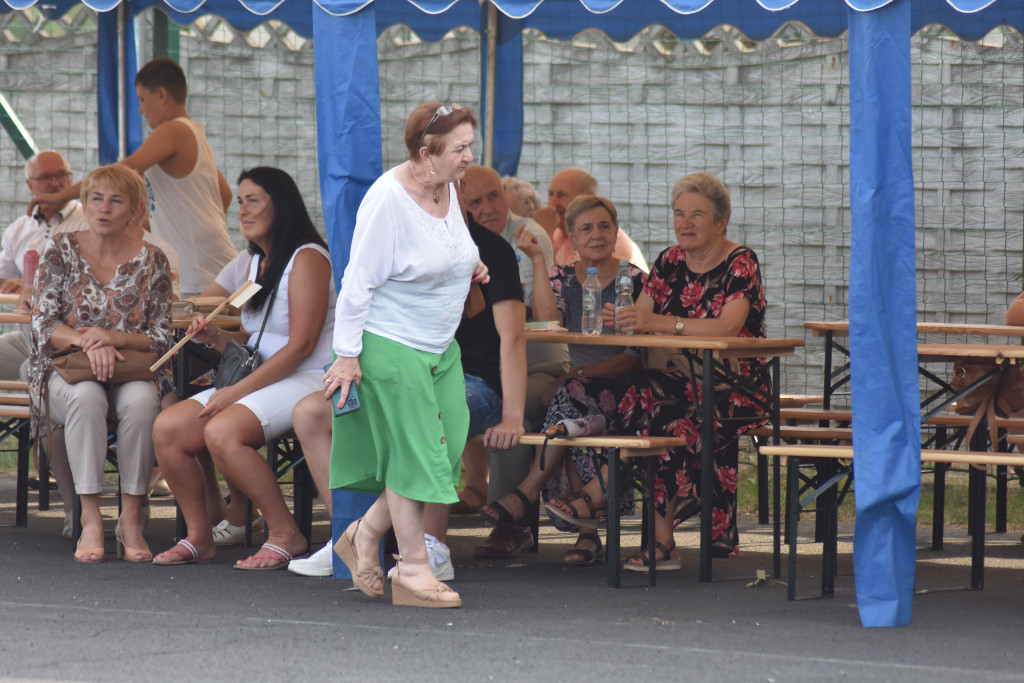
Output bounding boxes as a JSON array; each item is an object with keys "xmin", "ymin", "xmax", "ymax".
[
  {"xmin": 804, "ymin": 322, "xmax": 1024, "ymax": 588},
  {"xmin": 525, "ymin": 330, "xmax": 805, "ymax": 582}
]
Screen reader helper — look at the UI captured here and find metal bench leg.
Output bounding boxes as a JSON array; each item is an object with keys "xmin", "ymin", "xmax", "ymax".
[
  {"xmin": 969, "ymin": 464, "xmax": 985, "ymax": 590},
  {"xmin": 995, "ymin": 464, "xmax": 1007, "ymax": 534},
  {"xmin": 15, "ymin": 420, "xmax": 29, "ymax": 526},
  {"xmin": 786, "ymin": 455, "xmax": 800, "ymax": 601},
  {"xmin": 756, "ymin": 436, "xmax": 769, "ymax": 524},
  {"xmin": 606, "ymin": 447, "xmax": 620, "ymax": 588},
  {"xmin": 932, "ymin": 461, "xmax": 946, "ymax": 550},
  {"xmin": 37, "ymin": 437, "xmax": 49, "ymax": 511}
]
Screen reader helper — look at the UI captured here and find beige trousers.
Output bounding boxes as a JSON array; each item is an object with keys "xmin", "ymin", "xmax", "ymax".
[{"xmin": 45, "ymin": 373, "xmax": 160, "ymax": 496}]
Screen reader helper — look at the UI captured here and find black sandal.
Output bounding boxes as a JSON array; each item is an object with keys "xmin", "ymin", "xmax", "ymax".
[
  {"xmin": 564, "ymin": 532, "xmax": 603, "ymax": 567},
  {"xmin": 478, "ymin": 489, "xmax": 537, "ymax": 530},
  {"xmin": 544, "ymin": 491, "xmax": 607, "ymax": 527},
  {"xmin": 623, "ymin": 540, "xmax": 681, "ymax": 572}
]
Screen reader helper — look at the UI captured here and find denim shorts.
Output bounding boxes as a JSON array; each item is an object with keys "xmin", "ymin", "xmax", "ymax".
[{"xmin": 464, "ymin": 373, "xmax": 502, "ymax": 437}]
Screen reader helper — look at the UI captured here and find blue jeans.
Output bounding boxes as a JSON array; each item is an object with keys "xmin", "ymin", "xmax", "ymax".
[{"xmin": 464, "ymin": 373, "xmax": 502, "ymax": 437}]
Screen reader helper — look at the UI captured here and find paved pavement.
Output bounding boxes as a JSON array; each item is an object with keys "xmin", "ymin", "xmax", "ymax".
[{"xmin": 1, "ymin": 476, "xmax": 1023, "ymax": 682}]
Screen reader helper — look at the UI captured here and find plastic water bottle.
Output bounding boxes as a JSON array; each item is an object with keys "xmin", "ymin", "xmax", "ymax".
[
  {"xmin": 516, "ymin": 253, "xmax": 526, "ymax": 289},
  {"xmin": 614, "ymin": 260, "xmax": 633, "ymax": 335},
  {"xmin": 581, "ymin": 267, "xmax": 602, "ymax": 335}
]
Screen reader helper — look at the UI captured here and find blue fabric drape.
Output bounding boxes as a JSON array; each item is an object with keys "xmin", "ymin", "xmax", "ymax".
[
  {"xmin": 848, "ymin": 0, "xmax": 921, "ymax": 629},
  {"xmin": 480, "ymin": 10, "xmax": 523, "ymax": 176},
  {"xmin": 313, "ymin": 1, "xmax": 383, "ymax": 283},
  {"xmin": 97, "ymin": 10, "xmax": 141, "ymax": 164}
]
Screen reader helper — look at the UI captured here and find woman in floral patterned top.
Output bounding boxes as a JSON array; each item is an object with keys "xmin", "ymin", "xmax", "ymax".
[
  {"xmin": 602, "ymin": 173, "xmax": 767, "ymax": 569},
  {"xmin": 479, "ymin": 195, "xmax": 644, "ymax": 566},
  {"xmin": 29, "ymin": 164, "xmax": 172, "ymax": 563}
]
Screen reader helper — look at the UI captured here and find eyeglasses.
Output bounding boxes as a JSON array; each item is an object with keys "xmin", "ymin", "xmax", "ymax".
[
  {"xmin": 28, "ymin": 171, "xmax": 71, "ymax": 183},
  {"xmin": 420, "ymin": 103, "xmax": 461, "ymax": 142}
]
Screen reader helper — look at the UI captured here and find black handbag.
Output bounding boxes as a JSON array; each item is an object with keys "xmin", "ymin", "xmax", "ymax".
[{"xmin": 214, "ymin": 279, "xmax": 278, "ymax": 389}]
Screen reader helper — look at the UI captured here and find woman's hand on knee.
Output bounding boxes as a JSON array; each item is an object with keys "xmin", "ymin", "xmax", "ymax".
[{"xmin": 197, "ymin": 386, "xmax": 243, "ymax": 420}]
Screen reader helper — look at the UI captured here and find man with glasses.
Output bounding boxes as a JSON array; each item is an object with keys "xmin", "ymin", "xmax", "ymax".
[
  {"xmin": 0, "ymin": 151, "xmax": 86, "ymax": 297},
  {"xmin": 0, "ymin": 150, "xmax": 87, "ymax": 532}
]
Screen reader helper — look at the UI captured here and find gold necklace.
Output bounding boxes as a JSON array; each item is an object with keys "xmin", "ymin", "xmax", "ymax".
[{"xmin": 408, "ymin": 162, "xmax": 443, "ymax": 204}]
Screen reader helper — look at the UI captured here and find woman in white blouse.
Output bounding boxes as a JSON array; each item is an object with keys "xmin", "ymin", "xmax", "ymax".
[{"xmin": 324, "ymin": 103, "xmax": 488, "ymax": 609}]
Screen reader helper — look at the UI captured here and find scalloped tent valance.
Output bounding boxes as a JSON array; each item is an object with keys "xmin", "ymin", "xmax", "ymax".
[{"xmin": 1, "ymin": 0, "xmax": 1022, "ymax": 41}]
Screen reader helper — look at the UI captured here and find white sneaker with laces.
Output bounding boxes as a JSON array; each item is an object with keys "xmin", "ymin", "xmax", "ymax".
[
  {"xmin": 387, "ymin": 533, "xmax": 454, "ymax": 581},
  {"xmin": 288, "ymin": 542, "xmax": 334, "ymax": 577}
]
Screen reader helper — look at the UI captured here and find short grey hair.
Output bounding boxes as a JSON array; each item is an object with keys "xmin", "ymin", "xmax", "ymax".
[{"xmin": 670, "ymin": 172, "xmax": 731, "ymax": 224}]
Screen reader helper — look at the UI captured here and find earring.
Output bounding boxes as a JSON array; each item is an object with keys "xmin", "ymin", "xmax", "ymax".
[{"xmin": 429, "ymin": 167, "xmax": 436, "ymax": 176}]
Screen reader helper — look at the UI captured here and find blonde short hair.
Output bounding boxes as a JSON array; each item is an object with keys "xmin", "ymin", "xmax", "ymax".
[{"xmin": 80, "ymin": 164, "xmax": 148, "ymax": 214}]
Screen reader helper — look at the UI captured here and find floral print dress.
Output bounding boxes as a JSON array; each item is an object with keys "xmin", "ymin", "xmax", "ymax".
[
  {"xmin": 540, "ymin": 262, "xmax": 645, "ymax": 529},
  {"xmin": 613, "ymin": 245, "xmax": 768, "ymax": 556}
]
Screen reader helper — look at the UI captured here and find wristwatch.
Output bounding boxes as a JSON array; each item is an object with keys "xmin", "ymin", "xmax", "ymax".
[
  {"xmin": 576, "ymin": 367, "xmax": 585, "ymax": 378},
  {"xmin": 674, "ymin": 319, "xmax": 686, "ymax": 335}
]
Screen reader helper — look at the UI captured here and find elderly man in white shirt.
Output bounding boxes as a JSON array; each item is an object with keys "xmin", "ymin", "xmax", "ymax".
[
  {"xmin": 460, "ymin": 165, "xmax": 571, "ymax": 558},
  {"xmin": 0, "ymin": 151, "xmax": 89, "ymax": 535}
]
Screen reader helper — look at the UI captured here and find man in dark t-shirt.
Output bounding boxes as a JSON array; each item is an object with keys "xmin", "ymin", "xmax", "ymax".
[{"xmin": 421, "ymin": 215, "xmax": 527, "ymax": 578}]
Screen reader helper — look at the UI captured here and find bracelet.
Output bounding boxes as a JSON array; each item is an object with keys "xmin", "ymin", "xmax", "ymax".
[{"xmin": 204, "ymin": 326, "xmax": 222, "ymax": 350}]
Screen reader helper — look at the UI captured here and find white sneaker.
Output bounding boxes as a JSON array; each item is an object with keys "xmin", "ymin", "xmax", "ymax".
[
  {"xmin": 387, "ymin": 533, "xmax": 455, "ymax": 582},
  {"xmin": 211, "ymin": 515, "xmax": 264, "ymax": 546},
  {"xmin": 288, "ymin": 542, "xmax": 334, "ymax": 577}
]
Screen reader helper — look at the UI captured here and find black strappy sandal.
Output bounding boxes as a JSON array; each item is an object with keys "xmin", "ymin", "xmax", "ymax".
[
  {"xmin": 564, "ymin": 532, "xmax": 603, "ymax": 567},
  {"xmin": 478, "ymin": 488, "xmax": 537, "ymax": 530}
]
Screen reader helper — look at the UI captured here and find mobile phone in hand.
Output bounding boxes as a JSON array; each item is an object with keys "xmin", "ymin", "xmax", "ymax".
[{"xmin": 324, "ymin": 363, "xmax": 360, "ymax": 416}]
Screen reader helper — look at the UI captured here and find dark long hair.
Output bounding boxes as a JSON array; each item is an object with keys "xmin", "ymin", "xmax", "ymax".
[{"xmin": 238, "ymin": 167, "xmax": 328, "ymax": 311}]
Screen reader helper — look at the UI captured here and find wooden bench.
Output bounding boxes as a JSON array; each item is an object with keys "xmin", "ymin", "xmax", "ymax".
[
  {"xmin": 757, "ymin": 443, "xmax": 1024, "ymax": 599},
  {"xmin": 518, "ymin": 433, "xmax": 692, "ymax": 588},
  {"xmin": 0, "ymin": 381, "xmax": 32, "ymax": 527}
]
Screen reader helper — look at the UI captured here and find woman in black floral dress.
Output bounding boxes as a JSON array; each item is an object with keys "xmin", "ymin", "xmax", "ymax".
[{"xmin": 551, "ymin": 172, "xmax": 767, "ymax": 570}]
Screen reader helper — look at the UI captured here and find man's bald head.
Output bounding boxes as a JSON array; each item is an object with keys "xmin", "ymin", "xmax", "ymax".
[
  {"xmin": 460, "ymin": 165, "xmax": 509, "ymax": 234},
  {"xmin": 547, "ymin": 167, "xmax": 598, "ymax": 231}
]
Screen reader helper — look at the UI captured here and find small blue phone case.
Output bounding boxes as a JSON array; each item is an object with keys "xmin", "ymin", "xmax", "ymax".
[{"xmin": 324, "ymin": 363, "xmax": 361, "ymax": 416}]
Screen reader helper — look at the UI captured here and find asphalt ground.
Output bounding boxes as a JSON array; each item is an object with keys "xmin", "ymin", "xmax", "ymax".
[{"xmin": 1, "ymin": 475, "xmax": 1023, "ymax": 682}]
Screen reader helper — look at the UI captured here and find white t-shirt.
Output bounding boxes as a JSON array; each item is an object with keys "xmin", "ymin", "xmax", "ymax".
[
  {"xmin": 0, "ymin": 201, "xmax": 88, "ymax": 282},
  {"xmin": 140, "ymin": 231, "xmax": 183, "ymax": 299},
  {"xmin": 243, "ymin": 244, "xmax": 336, "ymax": 375},
  {"xmin": 334, "ymin": 167, "xmax": 479, "ymax": 357},
  {"xmin": 214, "ymin": 250, "xmax": 252, "ymax": 294}
]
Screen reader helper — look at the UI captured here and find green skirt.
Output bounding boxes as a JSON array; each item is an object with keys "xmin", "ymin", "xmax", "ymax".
[{"xmin": 329, "ymin": 332, "xmax": 469, "ymax": 504}]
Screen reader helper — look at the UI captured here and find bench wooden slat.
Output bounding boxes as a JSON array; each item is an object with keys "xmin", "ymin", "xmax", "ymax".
[
  {"xmin": 518, "ymin": 433, "xmax": 690, "ymax": 450},
  {"xmin": 751, "ymin": 425, "xmax": 852, "ymax": 441},
  {"xmin": 0, "ymin": 381, "xmax": 28, "ymax": 392},
  {"xmin": 759, "ymin": 443, "xmax": 1024, "ymax": 467}
]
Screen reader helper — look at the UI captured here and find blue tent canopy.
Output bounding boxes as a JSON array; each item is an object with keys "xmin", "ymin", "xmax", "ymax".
[{"xmin": 3, "ymin": 0, "xmax": 1022, "ymax": 628}]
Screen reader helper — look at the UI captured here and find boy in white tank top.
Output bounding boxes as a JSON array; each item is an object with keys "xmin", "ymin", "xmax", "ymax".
[{"xmin": 28, "ymin": 57, "xmax": 236, "ymax": 297}]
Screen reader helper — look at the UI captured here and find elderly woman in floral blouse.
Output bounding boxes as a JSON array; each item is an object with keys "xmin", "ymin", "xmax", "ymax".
[
  {"xmin": 605, "ymin": 172, "xmax": 768, "ymax": 570},
  {"xmin": 30, "ymin": 164, "xmax": 172, "ymax": 563}
]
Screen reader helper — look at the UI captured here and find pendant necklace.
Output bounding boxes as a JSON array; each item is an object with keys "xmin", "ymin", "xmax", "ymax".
[{"xmin": 409, "ymin": 162, "xmax": 442, "ymax": 203}]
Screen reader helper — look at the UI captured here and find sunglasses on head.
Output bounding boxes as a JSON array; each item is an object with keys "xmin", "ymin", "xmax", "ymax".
[{"xmin": 420, "ymin": 103, "xmax": 462, "ymax": 142}]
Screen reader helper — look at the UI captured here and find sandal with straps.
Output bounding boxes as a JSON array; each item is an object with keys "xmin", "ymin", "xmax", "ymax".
[
  {"xmin": 564, "ymin": 532, "xmax": 603, "ymax": 567},
  {"xmin": 544, "ymin": 491, "xmax": 608, "ymax": 527},
  {"xmin": 334, "ymin": 518, "xmax": 385, "ymax": 598},
  {"xmin": 234, "ymin": 542, "xmax": 296, "ymax": 571},
  {"xmin": 478, "ymin": 488, "xmax": 537, "ymax": 530},
  {"xmin": 391, "ymin": 556, "xmax": 462, "ymax": 609},
  {"xmin": 153, "ymin": 538, "xmax": 212, "ymax": 566},
  {"xmin": 623, "ymin": 540, "xmax": 681, "ymax": 572}
]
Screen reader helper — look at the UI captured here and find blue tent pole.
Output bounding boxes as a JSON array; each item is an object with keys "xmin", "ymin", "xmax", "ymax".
[
  {"xmin": 848, "ymin": 0, "xmax": 921, "ymax": 628},
  {"xmin": 97, "ymin": 10, "xmax": 118, "ymax": 164},
  {"xmin": 313, "ymin": 1, "xmax": 384, "ymax": 580}
]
